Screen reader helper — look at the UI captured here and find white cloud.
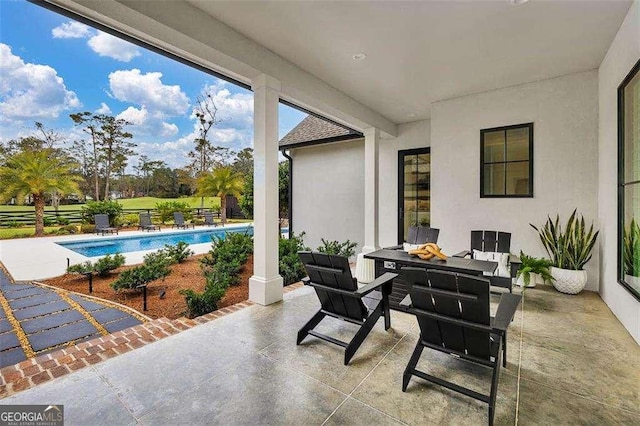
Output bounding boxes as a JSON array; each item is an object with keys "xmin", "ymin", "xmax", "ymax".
[
  {"xmin": 0, "ymin": 43, "xmax": 80, "ymax": 121},
  {"xmin": 160, "ymin": 122, "xmax": 179, "ymax": 137},
  {"xmin": 51, "ymin": 21, "xmax": 91, "ymax": 39},
  {"xmin": 115, "ymin": 106, "xmax": 178, "ymax": 139},
  {"xmin": 117, "ymin": 106, "xmax": 147, "ymax": 126},
  {"xmin": 95, "ymin": 102, "xmax": 111, "ymax": 115},
  {"xmin": 88, "ymin": 32, "xmax": 141, "ymax": 62},
  {"xmin": 109, "ymin": 69, "xmax": 189, "ymax": 115},
  {"xmin": 203, "ymin": 82, "xmax": 253, "ymax": 128}
]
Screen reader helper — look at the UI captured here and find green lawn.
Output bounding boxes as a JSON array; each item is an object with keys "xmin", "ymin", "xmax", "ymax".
[
  {"xmin": 0, "ymin": 226, "xmax": 61, "ymax": 239},
  {"xmin": 0, "ymin": 197, "xmax": 221, "ymax": 212}
]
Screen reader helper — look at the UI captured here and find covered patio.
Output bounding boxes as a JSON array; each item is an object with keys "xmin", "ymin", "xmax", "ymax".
[
  {"xmin": 3, "ymin": 285, "xmax": 638, "ymax": 424},
  {"xmin": 2, "ymin": 0, "xmax": 639, "ymax": 423}
]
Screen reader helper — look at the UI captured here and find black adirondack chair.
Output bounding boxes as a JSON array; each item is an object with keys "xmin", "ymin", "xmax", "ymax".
[
  {"xmin": 387, "ymin": 226, "xmax": 440, "ymax": 250},
  {"xmin": 138, "ymin": 212, "xmax": 160, "ymax": 232},
  {"xmin": 400, "ymin": 268, "xmax": 521, "ymax": 426},
  {"xmin": 454, "ymin": 230, "xmax": 520, "ymax": 293},
  {"xmin": 172, "ymin": 212, "xmax": 195, "ymax": 229},
  {"xmin": 297, "ymin": 251, "xmax": 397, "ymax": 365},
  {"xmin": 203, "ymin": 212, "xmax": 219, "ymax": 227},
  {"xmin": 94, "ymin": 214, "xmax": 118, "ymax": 235}
]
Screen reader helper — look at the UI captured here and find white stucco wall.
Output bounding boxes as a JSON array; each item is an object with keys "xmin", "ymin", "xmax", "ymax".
[
  {"xmin": 598, "ymin": 0, "xmax": 640, "ymax": 343},
  {"xmin": 431, "ymin": 70, "xmax": 600, "ymax": 291},
  {"xmin": 378, "ymin": 120, "xmax": 431, "ymax": 247},
  {"xmin": 290, "ymin": 139, "xmax": 365, "ymax": 254},
  {"xmin": 289, "ymin": 119, "xmax": 430, "ymax": 253}
]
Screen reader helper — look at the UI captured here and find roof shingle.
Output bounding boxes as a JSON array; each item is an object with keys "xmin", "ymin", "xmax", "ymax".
[{"xmin": 279, "ymin": 115, "xmax": 361, "ymax": 148}]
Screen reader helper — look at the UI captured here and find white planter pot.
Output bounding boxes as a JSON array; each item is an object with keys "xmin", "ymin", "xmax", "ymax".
[
  {"xmin": 516, "ymin": 272, "xmax": 539, "ymax": 288},
  {"xmin": 550, "ymin": 267, "xmax": 587, "ymax": 294}
]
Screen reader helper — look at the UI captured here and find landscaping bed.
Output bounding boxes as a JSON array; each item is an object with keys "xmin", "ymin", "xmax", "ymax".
[{"xmin": 41, "ymin": 254, "xmax": 253, "ymax": 320}]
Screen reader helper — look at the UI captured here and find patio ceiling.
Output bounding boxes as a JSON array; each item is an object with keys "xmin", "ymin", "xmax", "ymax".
[{"xmin": 185, "ymin": 0, "xmax": 631, "ymax": 123}]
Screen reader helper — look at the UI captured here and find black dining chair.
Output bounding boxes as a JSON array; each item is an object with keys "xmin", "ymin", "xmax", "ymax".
[{"xmin": 454, "ymin": 230, "xmax": 520, "ymax": 293}]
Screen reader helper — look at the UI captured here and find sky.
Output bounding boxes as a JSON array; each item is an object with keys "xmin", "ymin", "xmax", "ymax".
[{"xmin": 0, "ymin": 0, "xmax": 306, "ymax": 169}]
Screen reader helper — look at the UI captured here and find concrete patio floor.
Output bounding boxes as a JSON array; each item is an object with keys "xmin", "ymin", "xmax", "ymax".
[{"xmin": 3, "ymin": 285, "xmax": 639, "ymax": 425}]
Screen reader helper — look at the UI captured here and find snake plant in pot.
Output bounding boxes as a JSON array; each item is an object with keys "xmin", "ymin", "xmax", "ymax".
[
  {"xmin": 623, "ymin": 218, "xmax": 640, "ymax": 289},
  {"xmin": 530, "ymin": 209, "xmax": 599, "ymax": 294}
]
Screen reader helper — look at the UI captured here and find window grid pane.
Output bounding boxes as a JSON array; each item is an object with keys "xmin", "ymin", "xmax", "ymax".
[{"xmin": 481, "ymin": 123, "xmax": 532, "ymax": 197}]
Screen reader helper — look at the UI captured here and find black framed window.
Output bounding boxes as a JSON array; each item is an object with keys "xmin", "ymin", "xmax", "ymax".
[
  {"xmin": 480, "ymin": 123, "xmax": 533, "ymax": 197},
  {"xmin": 618, "ymin": 58, "xmax": 640, "ymax": 301}
]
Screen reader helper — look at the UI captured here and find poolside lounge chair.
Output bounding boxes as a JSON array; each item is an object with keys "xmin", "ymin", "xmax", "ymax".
[
  {"xmin": 138, "ymin": 212, "xmax": 160, "ymax": 232},
  {"xmin": 172, "ymin": 212, "xmax": 195, "ymax": 229},
  {"xmin": 203, "ymin": 211, "xmax": 219, "ymax": 227},
  {"xmin": 453, "ymin": 230, "xmax": 520, "ymax": 293},
  {"xmin": 400, "ymin": 268, "xmax": 521, "ymax": 426},
  {"xmin": 297, "ymin": 251, "xmax": 397, "ymax": 365},
  {"xmin": 94, "ymin": 214, "xmax": 118, "ymax": 235}
]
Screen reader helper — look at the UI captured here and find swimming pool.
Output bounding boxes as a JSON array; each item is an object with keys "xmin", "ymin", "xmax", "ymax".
[{"xmin": 57, "ymin": 225, "xmax": 254, "ymax": 257}]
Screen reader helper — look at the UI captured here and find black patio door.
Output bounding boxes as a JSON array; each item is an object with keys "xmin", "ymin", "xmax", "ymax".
[{"xmin": 398, "ymin": 148, "xmax": 431, "ymax": 244}]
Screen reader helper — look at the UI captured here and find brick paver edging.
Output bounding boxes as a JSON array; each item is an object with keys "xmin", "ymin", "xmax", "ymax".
[{"xmin": 0, "ymin": 281, "xmax": 304, "ymax": 398}]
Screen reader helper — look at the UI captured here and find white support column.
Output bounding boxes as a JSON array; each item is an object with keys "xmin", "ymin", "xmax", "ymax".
[
  {"xmin": 362, "ymin": 127, "xmax": 380, "ymax": 254},
  {"xmin": 249, "ymin": 74, "xmax": 283, "ymax": 305}
]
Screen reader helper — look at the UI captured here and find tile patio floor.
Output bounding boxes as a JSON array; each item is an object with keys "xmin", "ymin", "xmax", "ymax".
[{"xmin": 4, "ymin": 285, "xmax": 639, "ymax": 425}]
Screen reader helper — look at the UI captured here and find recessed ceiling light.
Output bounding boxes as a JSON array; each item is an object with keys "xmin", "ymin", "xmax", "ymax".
[
  {"xmin": 510, "ymin": 0, "xmax": 529, "ymax": 4},
  {"xmin": 408, "ymin": 113, "xmax": 416, "ymax": 118},
  {"xmin": 352, "ymin": 53, "xmax": 367, "ymax": 61}
]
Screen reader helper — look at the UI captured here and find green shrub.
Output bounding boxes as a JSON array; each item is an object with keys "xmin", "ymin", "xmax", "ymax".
[
  {"xmin": 163, "ymin": 241, "xmax": 194, "ymax": 264},
  {"xmin": 316, "ymin": 238, "xmax": 358, "ymax": 258},
  {"xmin": 155, "ymin": 201, "xmax": 193, "ymax": 223},
  {"xmin": 279, "ymin": 232, "xmax": 309, "ymax": 286},
  {"xmin": 43, "ymin": 217, "xmax": 55, "ymax": 227},
  {"xmin": 67, "ymin": 261, "xmax": 93, "ymax": 274},
  {"xmin": 6, "ymin": 220, "xmax": 21, "ymax": 229},
  {"xmin": 142, "ymin": 250, "xmax": 172, "ymax": 278},
  {"xmin": 56, "ymin": 224, "xmax": 78, "ymax": 235},
  {"xmin": 57, "ymin": 217, "xmax": 70, "ymax": 226},
  {"xmin": 81, "ymin": 200, "xmax": 123, "ymax": 225},
  {"xmin": 110, "ymin": 250, "xmax": 170, "ymax": 291},
  {"xmin": 118, "ymin": 213, "xmax": 140, "ymax": 227},
  {"xmin": 182, "ymin": 231, "xmax": 253, "ymax": 318},
  {"xmin": 94, "ymin": 254, "xmax": 125, "ymax": 276},
  {"xmin": 201, "ymin": 231, "xmax": 253, "ymax": 272},
  {"xmin": 62, "ymin": 224, "xmax": 78, "ymax": 233},
  {"xmin": 193, "ymin": 217, "xmax": 205, "ymax": 226},
  {"xmin": 181, "ymin": 279, "xmax": 227, "ymax": 318},
  {"xmin": 80, "ymin": 224, "xmax": 95, "ymax": 234}
]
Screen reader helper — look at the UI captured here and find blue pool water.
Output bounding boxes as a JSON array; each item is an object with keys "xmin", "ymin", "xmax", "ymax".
[{"xmin": 58, "ymin": 226, "xmax": 255, "ymax": 257}]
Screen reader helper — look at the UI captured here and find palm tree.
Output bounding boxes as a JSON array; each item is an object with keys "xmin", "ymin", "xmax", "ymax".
[
  {"xmin": 0, "ymin": 150, "xmax": 82, "ymax": 237},
  {"xmin": 196, "ymin": 166, "xmax": 243, "ymax": 224}
]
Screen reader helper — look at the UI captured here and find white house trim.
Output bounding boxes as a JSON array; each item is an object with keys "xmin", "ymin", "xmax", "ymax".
[{"xmin": 249, "ymin": 74, "xmax": 283, "ymax": 305}]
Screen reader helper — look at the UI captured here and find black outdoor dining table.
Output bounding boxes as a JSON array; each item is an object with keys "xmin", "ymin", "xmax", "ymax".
[{"xmin": 364, "ymin": 248, "xmax": 498, "ymax": 311}]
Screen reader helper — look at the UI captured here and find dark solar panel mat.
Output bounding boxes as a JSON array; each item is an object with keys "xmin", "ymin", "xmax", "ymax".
[
  {"xmin": 0, "ymin": 347, "xmax": 27, "ymax": 368},
  {"xmin": 92, "ymin": 308, "xmax": 129, "ymax": 323},
  {"xmin": 13, "ymin": 301, "xmax": 71, "ymax": 320},
  {"xmin": 0, "ymin": 332, "xmax": 20, "ymax": 351},
  {"xmin": 29, "ymin": 321, "xmax": 98, "ymax": 352},
  {"xmin": 21, "ymin": 310, "xmax": 85, "ymax": 334},
  {"xmin": 104, "ymin": 316, "xmax": 142, "ymax": 333},
  {"xmin": 8, "ymin": 292, "xmax": 61, "ymax": 310},
  {"xmin": 69, "ymin": 294, "xmax": 107, "ymax": 312}
]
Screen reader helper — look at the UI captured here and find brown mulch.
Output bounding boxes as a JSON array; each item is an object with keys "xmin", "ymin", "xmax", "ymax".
[{"xmin": 41, "ymin": 254, "xmax": 253, "ymax": 320}]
